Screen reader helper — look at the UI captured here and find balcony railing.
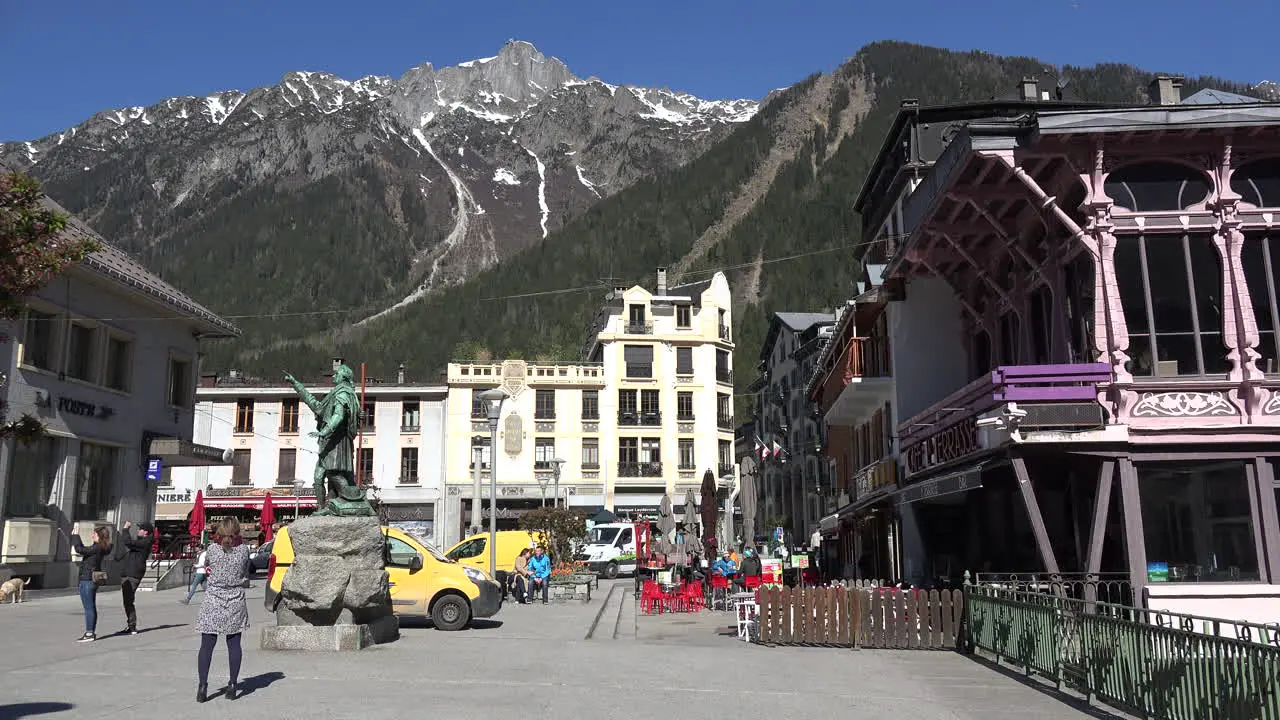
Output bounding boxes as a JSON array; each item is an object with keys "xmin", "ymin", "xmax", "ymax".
[
  {"xmin": 718, "ymin": 324, "xmax": 731, "ymax": 341},
  {"xmin": 618, "ymin": 461, "xmax": 663, "ymax": 478},
  {"xmin": 401, "ymin": 424, "xmax": 420, "ymax": 433},
  {"xmin": 677, "ymin": 412, "xmax": 695, "ymax": 421},
  {"xmin": 717, "ymin": 415, "xmax": 733, "ymax": 430},
  {"xmin": 639, "ymin": 411, "xmax": 661, "ymax": 426},
  {"xmin": 618, "ymin": 410, "xmax": 639, "ymax": 425},
  {"xmin": 898, "ymin": 363, "xmax": 1112, "ymax": 479},
  {"xmin": 716, "ymin": 368, "xmax": 732, "ymax": 384},
  {"xmin": 678, "ymin": 461, "xmax": 696, "ymax": 470},
  {"xmin": 814, "ymin": 336, "xmax": 894, "ymax": 411},
  {"xmin": 626, "ymin": 323, "xmax": 653, "ymax": 334},
  {"xmin": 718, "ymin": 462, "xmax": 735, "ymax": 477},
  {"xmin": 626, "ymin": 363, "xmax": 653, "ymax": 379},
  {"xmin": 398, "ymin": 475, "xmax": 419, "ymax": 485},
  {"xmin": 582, "ymin": 411, "xmax": 600, "ymax": 420},
  {"xmin": 534, "ymin": 410, "xmax": 556, "ymax": 420},
  {"xmin": 470, "ymin": 407, "xmax": 486, "ymax": 419}
]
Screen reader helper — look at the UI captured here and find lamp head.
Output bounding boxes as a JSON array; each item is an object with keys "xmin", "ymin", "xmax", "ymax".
[
  {"xmin": 552, "ymin": 458, "xmax": 566, "ymax": 476},
  {"xmin": 537, "ymin": 475, "xmax": 550, "ymax": 490},
  {"xmin": 478, "ymin": 388, "xmax": 508, "ymax": 420}
]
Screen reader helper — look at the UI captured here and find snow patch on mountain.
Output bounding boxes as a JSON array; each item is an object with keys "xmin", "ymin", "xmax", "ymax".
[
  {"xmin": 493, "ymin": 168, "xmax": 520, "ymax": 185},
  {"xmin": 356, "ymin": 127, "xmax": 479, "ymax": 326},
  {"xmin": 524, "ymin": 146, "xmax": 549, "ymax": 238},
  {"xmin": 575, "ymin": 164, "xmax": 601, "ymax": 199}
]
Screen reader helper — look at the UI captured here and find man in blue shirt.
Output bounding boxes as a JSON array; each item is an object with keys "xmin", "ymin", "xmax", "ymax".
[
  {"xmin": 711, "ymin": 552, "xmax": 737, "ymax": 578},
  {"xmin": 527, "ymin": 545, "xmax": 551, "ymax": 604}
]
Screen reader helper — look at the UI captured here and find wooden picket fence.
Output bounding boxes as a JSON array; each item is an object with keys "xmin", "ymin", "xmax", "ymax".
[{"xmin": 755, "ymin": 586, "xmax": 964, "ymax": 649}]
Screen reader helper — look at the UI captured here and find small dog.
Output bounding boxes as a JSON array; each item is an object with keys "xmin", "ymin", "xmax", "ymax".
[{"xmin": 0, "ymin": 577, "xmax": 30, "ymax": 604}]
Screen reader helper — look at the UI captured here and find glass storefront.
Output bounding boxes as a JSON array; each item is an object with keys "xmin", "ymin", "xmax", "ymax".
[
  {"xmin": 4, "ymin": 437, "xmax": 60, "ymax": 518},
  {"xmin": 1139, "ymin": 460, "xmax": 1259, "ymax": 582}
]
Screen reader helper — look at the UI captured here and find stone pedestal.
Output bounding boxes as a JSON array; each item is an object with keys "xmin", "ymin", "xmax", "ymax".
[{"xmin": 260, "ymin": 516, "xmax": 399, "ymax": 651}]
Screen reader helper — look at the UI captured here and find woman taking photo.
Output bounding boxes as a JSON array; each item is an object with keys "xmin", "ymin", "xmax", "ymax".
[
  {"xmin": 195, "ymin": 517, "xmax": 250, "ymax": 702},
  {"xmin": 60, "ymin": 526, "xmax": 111, "ymax": 643}
]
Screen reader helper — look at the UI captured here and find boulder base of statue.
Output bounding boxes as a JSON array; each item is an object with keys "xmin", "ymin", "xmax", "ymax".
[{"xmin": 260, "ymin": 515, "xmax": 399, "ymax": 651}]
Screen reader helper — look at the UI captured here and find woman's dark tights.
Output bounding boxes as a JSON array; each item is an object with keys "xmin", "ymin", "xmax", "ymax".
[{"xmin": 197, "ymin": 633, "xmax": 242, "ymax": 686}]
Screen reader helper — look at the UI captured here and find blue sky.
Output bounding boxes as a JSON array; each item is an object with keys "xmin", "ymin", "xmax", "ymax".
[{"xmin": 1, "ymin": 0, "xmax": 1275, "ymax": 140}]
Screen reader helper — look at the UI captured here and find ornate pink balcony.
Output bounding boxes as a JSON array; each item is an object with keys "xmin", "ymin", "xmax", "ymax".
[{"xmin": 898, "ymin": 363, "xmax": 1112, "ymax": 480}]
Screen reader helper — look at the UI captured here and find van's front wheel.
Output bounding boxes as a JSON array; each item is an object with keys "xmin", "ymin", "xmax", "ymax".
[
  {"xmin": 431, "ymin": 594, "xmax": 471, "ymax": 631},
  {"xmin": 602, "ymin": 562, "xmax": 619, "ymax": 580}
]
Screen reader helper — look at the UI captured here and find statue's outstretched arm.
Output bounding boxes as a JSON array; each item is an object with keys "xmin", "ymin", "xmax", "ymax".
[{"xmin": 285, "ymin": 373, "xmax": 322, "ymax": 413}]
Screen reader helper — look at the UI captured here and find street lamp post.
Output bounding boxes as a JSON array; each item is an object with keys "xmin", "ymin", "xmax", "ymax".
[
  {"xmin": 537, "ymin": 475, "xmax": 549, "ymax": 507},
  {"xmin": 479, "ymin": 388, "xmax": 508, "ymax": 578},
  {"xmin": 551, "ymin": 458, "xmax": 565, "ymax": 509}
]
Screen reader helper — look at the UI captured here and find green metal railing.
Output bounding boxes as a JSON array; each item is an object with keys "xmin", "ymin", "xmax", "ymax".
[{"xmin": 966, "ymin": 585, "xmax": 1280, "ymax": 720}]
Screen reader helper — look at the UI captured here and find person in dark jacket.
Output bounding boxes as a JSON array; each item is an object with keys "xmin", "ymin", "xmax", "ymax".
[
  {"xmin": 117, "ymin": 521, "xmax": 153, "ymax": 634},
  {"xmin": 59, "ymin": 526, "xmax": 112, "ymax": 643},
  {"xmin": 735, "ymin": 547, "xmax": 763, "ymax": 590}
]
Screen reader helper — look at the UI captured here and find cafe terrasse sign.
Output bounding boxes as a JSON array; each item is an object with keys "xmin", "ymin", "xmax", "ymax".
[{"xmin": 902, "ymin": 415, "xmax": 980, "ymax": 476}]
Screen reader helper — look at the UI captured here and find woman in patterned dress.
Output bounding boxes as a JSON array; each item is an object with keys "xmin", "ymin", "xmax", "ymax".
[{"xmin": 195, "ymin": 517, "xmax": 251, "ymax": 702}]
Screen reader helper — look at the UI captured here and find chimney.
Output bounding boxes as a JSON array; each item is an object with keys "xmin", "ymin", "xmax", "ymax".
[
  {"xmin": 656, "ymin": 267, "xmax": 667, "ymax": 295},
  {"xmin": 331, "ymin": 357, "xmax": 344, "ymax": 373},
  {"xmin": 1148, "ymin": 75, "xmax": 1184, "ymax": 106},
  {"xmin": 1019, "ymin": 77, "xmax": 1039, "ymax": 101},
  {"xmin": 397, "ymin": 363, "xmax": 406, "ymax": 384}
]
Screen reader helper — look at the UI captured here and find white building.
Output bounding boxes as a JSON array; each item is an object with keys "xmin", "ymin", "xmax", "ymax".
[
  {"xmin": 168, "ymin": 362, "xmax": 447, "ymax": 546},
  {"xmin": 0, "ymin": 195, "xmax": 239, "ymax": 588},
  {"xmin": 440, "ymin": 268, "xmax": 739, "ymax": 546}
]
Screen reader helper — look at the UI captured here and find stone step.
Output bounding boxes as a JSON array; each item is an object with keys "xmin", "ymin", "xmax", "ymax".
[{"xmin": 613, "ymin": 585, "xmax": 636, "ymax": 640}]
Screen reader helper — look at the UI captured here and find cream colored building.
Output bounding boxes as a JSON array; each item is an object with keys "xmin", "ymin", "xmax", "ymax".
[
  {"xmin": 442, "ymin": 269, "xmax": 736, "ymax": 545},
  {"xmin": 169, "ymin": 362, "xmax": 447, "ymax": 546}
]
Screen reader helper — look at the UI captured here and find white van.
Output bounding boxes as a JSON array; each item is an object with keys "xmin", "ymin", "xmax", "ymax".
[{"xmin": 575, "ymin": 522, "xmax": 639, "ymax": 579}]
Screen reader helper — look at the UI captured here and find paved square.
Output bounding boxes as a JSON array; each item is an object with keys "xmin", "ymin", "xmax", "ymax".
[{"xmin": 0, "ymin": 580, "xmax": 1105, "ymax": 719}]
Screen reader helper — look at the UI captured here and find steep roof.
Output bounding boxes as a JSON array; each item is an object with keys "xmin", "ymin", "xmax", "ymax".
[
  {"xmin": 1180, "ymin": 88, "xmax": 1262, "ymax": 105},
  {"xmin": 7, "ymin": 166, "xmax": 241, "ymax": 337},
  {"xmin": 759, "ymin": 311, "xmax": 835, "ymax": 363},
  {"xmin": 774, "ymin": 312, "xmax": 835, "ymax": 332}
]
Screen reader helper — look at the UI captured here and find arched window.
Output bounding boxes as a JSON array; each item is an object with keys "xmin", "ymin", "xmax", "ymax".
[
  {"xmin": 1104, "ymin": 162, "xmax": 1210, "ymax": 212},
  {"xmin": 1230, "ymin": 158, "xmax": 1280, "ymax": 208}
]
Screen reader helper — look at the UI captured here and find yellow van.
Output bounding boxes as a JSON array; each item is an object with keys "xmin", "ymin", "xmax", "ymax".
[
  {"xmin": 265, "ymin": 525, "xmax": 503, "ymax": 631},
  {"xmin": 444, "ymin": 530, "xmax": 541, "ymax": 577}
]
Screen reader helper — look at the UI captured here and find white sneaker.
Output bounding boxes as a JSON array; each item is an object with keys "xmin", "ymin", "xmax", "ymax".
[{"xmin": 76, "ymin": 633, "xmax": 96, "ymax": 643}]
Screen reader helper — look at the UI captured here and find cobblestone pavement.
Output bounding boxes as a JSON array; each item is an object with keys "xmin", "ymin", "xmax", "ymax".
[{"xmin": 0, "ymin": 579, "xmax": 1112, "ymax": 720}]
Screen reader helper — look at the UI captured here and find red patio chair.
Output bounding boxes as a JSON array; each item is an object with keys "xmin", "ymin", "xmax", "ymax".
[
  {"xmin": 743, "ymin": 575, "xmax": 762, "ymax": 591},
  {"xmin": 641, "ymin": 580, "xmax": 665, "ymax": 614},
  {"xmin": 679, "ymin": 581, "xmax": 704, "ymax": 612},
  {"xmin": 709, "ymin": 574, "xmax": 731, "ymax": 610}
]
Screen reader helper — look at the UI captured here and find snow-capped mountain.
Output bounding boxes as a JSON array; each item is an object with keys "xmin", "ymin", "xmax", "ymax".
[{"xmin": 1, "ymin": 40, "xmax": 759, "ymax": 328}]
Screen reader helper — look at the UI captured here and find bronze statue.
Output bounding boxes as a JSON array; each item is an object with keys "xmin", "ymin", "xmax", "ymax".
[{"xmin": 284, "ymin": 364, "xmax": 373, "ymax": 517}]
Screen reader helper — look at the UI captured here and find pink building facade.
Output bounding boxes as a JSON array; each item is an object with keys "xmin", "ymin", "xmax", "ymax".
[{"xmin": 817, "ymin": 77, "xmax": 1280, "ymax": 623}]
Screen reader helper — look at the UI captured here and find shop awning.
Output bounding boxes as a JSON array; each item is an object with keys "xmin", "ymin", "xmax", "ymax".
[
  {"xmin": 894, "ymin": 463, "xmax": 989, "ymax": 506},
  {"xmin": 147, "ymin": 437, "xmax": 233, "ymax": 467},
  {"xmin": 204, "ymin": 495, "xmax": 317, "ymax": 510}
]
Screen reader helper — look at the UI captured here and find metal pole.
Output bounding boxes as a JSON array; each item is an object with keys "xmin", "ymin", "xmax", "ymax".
[
  {"xmin": 552, "ymin": 465, "xmax": 560, "ymax": 509},
  {"xmin": 357, "ymin": 363, "xmax": 367, "ymax": 487},
  {"xmin": 470, "ymin": 445, "xmax": 482, "ymax": 535},
  {"xmin": 488, "ymin": 417, "xmax": 499, "ymax": 577}
]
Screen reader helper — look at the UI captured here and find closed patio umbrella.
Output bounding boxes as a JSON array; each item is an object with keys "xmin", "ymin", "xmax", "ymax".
[
  {"xmin": 700, "ymin": 470, "xmax": 719, "ymax": 558},
  {"xmin": 657, "ymin": 494, "xmax": 676, "ymax": 555},
  {"xmin": 260, "ymin": 493, "xmax": 276, "ymax": 543},
  {"xmin": 189, "ymin": 490, "xmax": 206, "ymax": 546},
  {"xmin": 739, "ymin": 459, "xmax": 758, "ymax": 549}
]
